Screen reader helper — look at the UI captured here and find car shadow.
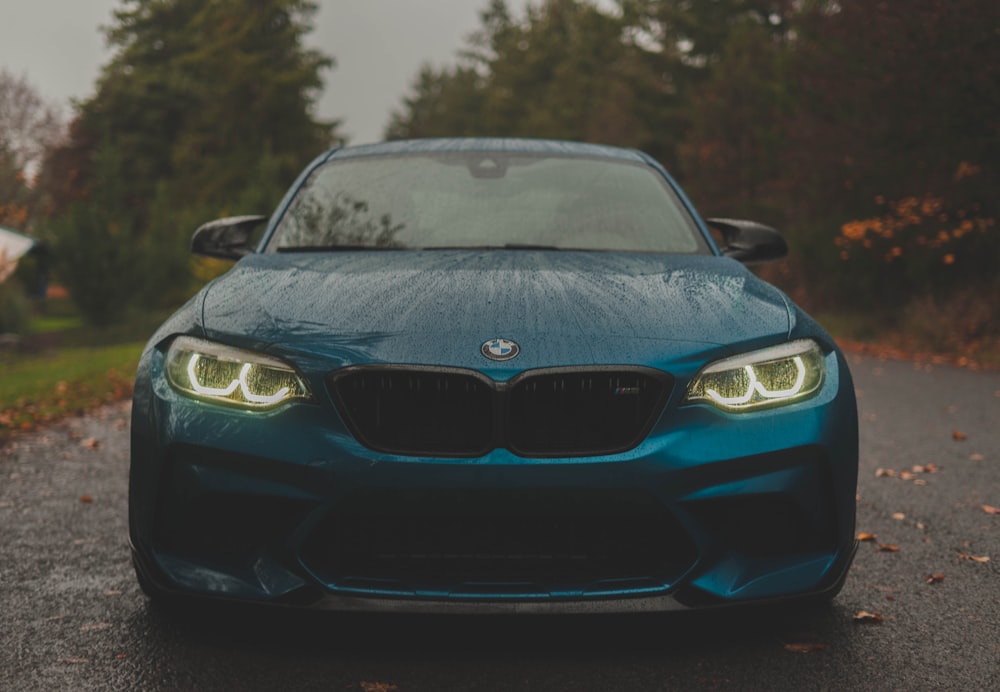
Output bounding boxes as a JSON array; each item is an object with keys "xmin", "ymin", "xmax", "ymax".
[{"xmin": 140, "ymin": 597, "xmax": 845, "ymax": 660}]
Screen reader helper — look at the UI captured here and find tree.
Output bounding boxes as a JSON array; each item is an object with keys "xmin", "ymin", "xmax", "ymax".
[
  {"xmin": 0, "ymin": 69, "xmax": 63, "ymax": 229},
  {"xmin": 777, "ymin": 0, "xmax": 1000, "ymax": 310},
  {"xmin": 43, "ymin": 0, "xmax": 342, "ymax": 323},
  {"xmin": 51, "ymin": 140, "xmax": 153, "ymax": 326},
  {"xmin": 674, "ymin": 21, "xmax": 793, "ymax": 221},
  {"xmin": 73, "ymin": 0, "xmax": 339, "ymax": 214},
  {"xmin": 390, "ymin": 1, "xmax": 680, "ymax": 160}
]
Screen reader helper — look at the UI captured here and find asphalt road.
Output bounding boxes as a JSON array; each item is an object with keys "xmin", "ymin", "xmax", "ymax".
[{"xmin": 1, "ymin": 353, "xmax": 997, "ymax": 691}]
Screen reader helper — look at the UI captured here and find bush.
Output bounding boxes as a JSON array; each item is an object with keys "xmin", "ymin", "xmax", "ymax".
[
  {"xmin": 0, "ymin": 279, "xmax": 30, "ymax": 334},
  {"xmin": 49, "ymin": 144, "xmax": 190, "ymax": 326},
  {"xmin": 899, "ymin": 281, "xmax": 1000, "ymax": 354}
]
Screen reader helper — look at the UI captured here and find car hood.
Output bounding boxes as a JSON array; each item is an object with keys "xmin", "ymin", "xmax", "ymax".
[{"xmin": 200, "ymin": 251, "xmax": 791, "ymax": 373}]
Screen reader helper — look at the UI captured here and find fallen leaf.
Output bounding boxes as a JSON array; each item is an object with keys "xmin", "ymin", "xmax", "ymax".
[
  {"xmin": 970, "ymin": 453, "xmax": 984, "ymax": 461},
  {"xmin": 103, "ymin": 589, "xmax": 123, "ymax": 597},
  {"xmin": 360, "ymin": 683, "xmax": 400, "ymax": 692},
  {"xmin": 79, "ymin": 495, "xmax": 93, "ymax": 504},
  {"xmin": 899, "ymin": 471, "xmax": 914, "ymax": 481},
  {"xmin": 958, "ymin": 553, "xmax": 990, "ymax": 563},
  {"xmin": 857, "ymin": 532, "xmax": 878, "ymax": 542},
  {"xmin": 952, "ymin": 430, "xmax": 967, "ymax": 441},
  {"xmin": 892, "ymin": 512, "xmax": 906, "ymax": 521},
  {"xmin": 912, "ymin": 463, "xmax": 939, "ymax": 474},
  {"xmin": 876, "ymin": 468, "xmax": 896, "ymax": 478},
  {"xmin": 853, "ymin": 610, "xmax": 883, "ymax": 623},
  {"xmin": 80, "ymin": 622, "xmax": 112, "ymax": 633},
  {"xmin": 81, "ymin": 437, "xmax": 100, "ymax": 449},
  {"xmin": 60, "ymin": 658, "xmax": 88, "ymax": 665},
  {"xmin": 983, "ymin": 505, "xmax": 1000, "ymax": 516},
  {"xmin": 116, "ymin": 653, "xmax": 127, "ymax": 660},
  {"xmin": 879, "ymin": 544, "xmax": 900, "ymax": 552},
  {"xmin": 783, "ymin": 642, "xmax": 827, "ymax": 654},
  {"xmin": 913, "ymin": 479, "xmax": 928, "ymax": 486},
  {"xmin": 926, "ymin": 573, "xmax": 945, "ymax": 584}
]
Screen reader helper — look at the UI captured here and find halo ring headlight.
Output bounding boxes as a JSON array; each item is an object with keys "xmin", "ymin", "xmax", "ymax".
[
  {"xmin": 685, "ymin": 340, "xmax": 825, "ymax": 412},
  {"xmin": 165, "ymin": 336, "xmax": 310, "ymax": 410}
]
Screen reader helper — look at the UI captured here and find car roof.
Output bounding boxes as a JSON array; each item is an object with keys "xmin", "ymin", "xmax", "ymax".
[{"xmin": 324, "ymin": 138, "xmax": 650, "ymax": 164}]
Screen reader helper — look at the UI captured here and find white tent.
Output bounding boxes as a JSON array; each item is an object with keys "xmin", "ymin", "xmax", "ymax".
[{"xmin": 0, "ymin": 225, "xmax": 35, "ymax": 283}]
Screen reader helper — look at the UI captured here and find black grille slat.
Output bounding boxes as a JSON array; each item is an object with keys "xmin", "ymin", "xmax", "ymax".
[
  {"xmin": 330, "ymin": 369, "xmax": 494, "ymax": 455},
  {"xmin": 329, "ymin": 366, "xmax": 671, "ymax": 457},
  {"xmin": 508, "ymin": 371, "xmax": 666, "ymax": 456}
]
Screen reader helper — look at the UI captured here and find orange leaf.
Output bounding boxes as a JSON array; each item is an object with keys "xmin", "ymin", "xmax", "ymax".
[
  {"xmin": 857, "ymin": 532, "xmax": 878, "ymax": 542},
  {"xmin": 360, "ymin": 683, "xmax": 400, "ymax": 692},
  {"xmin": 958, "ymin": 553, "xmax": 990, "ymax": 563},
  {"xmin": 81, "ymin": 437, "xmax": 99, "ymax": 449},
  {"xmin": 926, "ymin": 573, "xmax": 945, "ymax": 584},
  {"xmin": 79, "ymin": 495, "xmax": 93, "ymax": 504},
  {"xmin": 969, "ymin": 453, "xmax": 984, "ymax": 461},
  {"xmin": 79, "ymin": 622, "xmax": 112, "ymax": 633},
  {"xmin": 853, "ymin": 610, "xmax": 883, "ymax": 623},
  {"xmin": 892, "ymin": 512, "xmax": 906, "ymax": 521},
  {"xmin": 879, "ymin": 544, "xmax": 900, "ymax": 552},
  {"xmin": 983, "ymin": 505, "xmax": 1000, "ymax": 515},
  {"xmin": 875, "ymin": 468, "xmax": 896, "ymax": 478},
  {"xmin": 783, "ymin": 642, "xmax": 827, "ymax": 654},
  {"xmin": 952, "ymin": 430, "xmax": 967, "ymax": 441}
]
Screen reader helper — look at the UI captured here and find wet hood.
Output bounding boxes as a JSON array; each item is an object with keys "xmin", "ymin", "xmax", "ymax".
[{"xmin": 200, "ymin": 251, "xmax": 790, "ymax": 372}]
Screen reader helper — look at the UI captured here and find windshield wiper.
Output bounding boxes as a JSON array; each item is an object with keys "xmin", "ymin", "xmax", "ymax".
[
  {"xmin": 502, "ymin": 243, "xmax": 561, "ymax": 250},
  {"xmin": 422, "ymin": 243, "xmax": 562, "ymax": 251},
  {"xmin": 276, "ymin": 244, "xmax": 403, "ymax": 252}
]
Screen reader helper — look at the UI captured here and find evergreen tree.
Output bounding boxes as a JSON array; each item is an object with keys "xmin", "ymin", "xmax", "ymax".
[{"xmin": 42, "ymin": 0, "xmax": 341, "ymax": 323}]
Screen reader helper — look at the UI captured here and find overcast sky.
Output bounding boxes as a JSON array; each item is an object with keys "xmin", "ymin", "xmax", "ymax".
[{"xmin": 0, "ymin": 0, "xmax": 519, "ymax": 145}]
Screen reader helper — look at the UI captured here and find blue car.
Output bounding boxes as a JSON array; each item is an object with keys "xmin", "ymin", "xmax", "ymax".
[{"xmin": 129, "ymin": 138, "xmax": 858, "ymax": 613}]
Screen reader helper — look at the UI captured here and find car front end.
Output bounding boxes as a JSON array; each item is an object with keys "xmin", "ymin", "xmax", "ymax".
[{"xmin": 130, "ymin": 257, "xmax": 857, "ymax": 614}]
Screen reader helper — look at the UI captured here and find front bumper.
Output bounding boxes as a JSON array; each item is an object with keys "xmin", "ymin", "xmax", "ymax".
[{"xmin": 129, "ymin": 348, "xmax": 858, "ymax": 612}]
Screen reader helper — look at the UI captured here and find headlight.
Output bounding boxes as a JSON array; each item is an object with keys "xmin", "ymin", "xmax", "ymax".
[
  {"xmin": 165, "ymin": 336, "xmax": 311, "ymax": 409},
  {"xmin": 684, "ymin": 339, "xmax": 825, "ymax": 412}
]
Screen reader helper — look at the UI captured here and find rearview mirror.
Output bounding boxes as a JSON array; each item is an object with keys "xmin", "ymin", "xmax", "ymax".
[
  {"xmin": 706, "ymin": 218, "xmax": 788, "ymax": 263},
  {"xmin": 191, "ymin": 215, "xmax": 268, "ymax": 261}
]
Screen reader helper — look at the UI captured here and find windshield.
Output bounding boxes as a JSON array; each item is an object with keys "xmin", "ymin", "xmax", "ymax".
[{"xmin": 267, "ymin": 153, "xmax": 707, "ymax": 253}]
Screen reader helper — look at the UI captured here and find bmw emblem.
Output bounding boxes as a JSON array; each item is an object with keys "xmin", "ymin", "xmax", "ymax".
[{"xmin": 481, "ymin": 338, "xmax": 520, "ymax": 361}]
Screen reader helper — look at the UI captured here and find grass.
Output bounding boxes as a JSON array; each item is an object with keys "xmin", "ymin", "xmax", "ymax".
[
  {"xmin": 27, "ymin": 314, "xmax": 84, "ymax": 334},
  {"xmin": 811, "ymin": 310, "xmax": 885, "ymax": 343},
  {"xmin": 814, "ymin": 308, "xmax": 1000, "ymax": 370},
  {"xmin": 0, "ymin": 297, "xmax": 169, "ymax": 441},
  {"xmin": 0, "ymin": 343, "xmax": 143, "ymax": 438}
]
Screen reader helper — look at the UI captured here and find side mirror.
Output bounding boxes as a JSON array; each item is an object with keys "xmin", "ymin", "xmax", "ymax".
[
  {"xmin": 191, "ymin": 215, "xmax": 269, "ymax": 261},
  {"xmin": 706, "ymin": 218, "xmax": 788, "ymax": 263}
]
